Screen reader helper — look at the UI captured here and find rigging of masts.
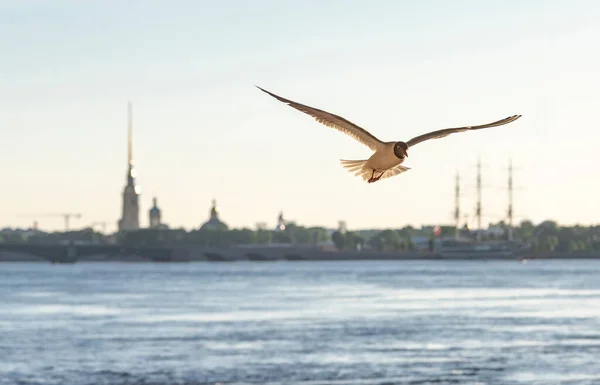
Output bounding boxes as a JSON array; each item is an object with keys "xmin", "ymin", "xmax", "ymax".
[{"xmin": 459, "ymin": 158, "xmax": 519, "ymax": 243}]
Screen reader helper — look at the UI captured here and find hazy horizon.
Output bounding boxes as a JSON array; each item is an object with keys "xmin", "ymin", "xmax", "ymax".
[{"xmin": 2, "ymin": 0, "xmax": 599, "ymax": 232}]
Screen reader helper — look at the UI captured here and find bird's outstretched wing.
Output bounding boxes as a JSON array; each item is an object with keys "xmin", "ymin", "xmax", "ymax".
[
  {"xmin": 257, "ymin": 86, "xmax": 385, "ymax": 152},
  {"xmin": 405, "ymin": 115, "xmax": 522, "ymax": 148}
]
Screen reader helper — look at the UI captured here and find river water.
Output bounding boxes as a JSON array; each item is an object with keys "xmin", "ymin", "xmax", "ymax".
[{"xmin": 1, "ymin": 260, "xmax": 600, "ymax": 385}]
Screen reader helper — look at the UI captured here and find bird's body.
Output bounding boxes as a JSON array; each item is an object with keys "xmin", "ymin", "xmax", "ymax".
[
  {"xmin": 341, "ymin": 142, "xmax": 410, "ymax": 182},
  {"xmin": 257, "ymin": 86, "xmax": 521, "ymax": 183},
  {"xmin": 367, "ymin": 142, "xmax": 402, "ymax": 171}
]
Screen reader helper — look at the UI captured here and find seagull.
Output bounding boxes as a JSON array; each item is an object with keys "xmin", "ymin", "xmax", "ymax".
[{"xmin": 256, "ymin": 86, "xmax": 522, "ymax": 183}]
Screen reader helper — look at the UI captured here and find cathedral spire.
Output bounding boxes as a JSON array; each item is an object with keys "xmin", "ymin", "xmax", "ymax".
[
  {"xmin": 128, "ymin": 101, "xmax": 133, "ymax": 166},
  {"xmin": 118, "ymin": 101, "xmax": 140, "ymax": 232},
  {"xmin": 125, "ymin": 102, "xmax": 137, "ymax": 187}
]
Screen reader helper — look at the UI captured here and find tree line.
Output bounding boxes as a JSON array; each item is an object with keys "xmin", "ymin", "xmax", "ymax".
[{"xmin": 1, "ymin": 219, "xmax": 599, "ymax": 253}]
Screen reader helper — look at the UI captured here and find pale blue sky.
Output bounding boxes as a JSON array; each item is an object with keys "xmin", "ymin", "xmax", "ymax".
[{"xmin": 2, "ymin": 0, "xmax": 599, "ymax": 232}]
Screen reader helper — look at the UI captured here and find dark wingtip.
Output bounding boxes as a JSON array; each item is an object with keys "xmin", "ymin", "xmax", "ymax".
[{"xmin": 255, "ymin": 86, "xmax": 286, "ymax": 103}]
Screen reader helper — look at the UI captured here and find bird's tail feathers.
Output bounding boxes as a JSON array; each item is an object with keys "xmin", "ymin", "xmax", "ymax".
[
  {"xmin": 339, "ymin": 159, "xmax": 373, "ymax": 182},
  {"xmin": 340, "ymin": 159, "xmax": 411, "ymax": 182},
  {"xmin": 339, "ymin": 159, "xmax": 368, "ymax": 173}
]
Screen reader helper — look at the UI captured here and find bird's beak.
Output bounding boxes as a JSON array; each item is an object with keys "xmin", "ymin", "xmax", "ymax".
[{"xmin": 404, "ymin": 151, "xmax": 409, "ymax": 158}]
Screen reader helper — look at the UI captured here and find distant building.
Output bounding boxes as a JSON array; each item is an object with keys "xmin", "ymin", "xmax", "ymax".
[
  {"xmin": 485, "ymin": 225, "xmax": 505, "ymax": 238},
  {"xmin": 0, "ymin": 227, "xmax": 41, "ymax": 242},
  {"xmin": 255, "ymin": 222, "xmax": 268, "ymax": 231},
  {"xmin": 149, "ymin": 197, "xmax": 162, "ymax": 228},
  {"xmin": 200, "ymin": 199, "xmax": 228, "ymax": 231},
  {"xmin": 410, "ymin": 235, "xmax": 431, "ymax": 251},
  {"xmin": 118, "ymin": 102, "xmax": 140, "ymax": 232}
]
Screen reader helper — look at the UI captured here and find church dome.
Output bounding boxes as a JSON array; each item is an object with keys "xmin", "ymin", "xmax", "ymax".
[
  {"xmin": 200, "ymin": 199, "xmax": 228, "ymax": 231},
  {"xmin": 149, "ymin": 197, "xmax": 162, "ymax": 228},
  {"xmin": 149, "ymin": 197, "xmax": 161, "ymax": 215}
]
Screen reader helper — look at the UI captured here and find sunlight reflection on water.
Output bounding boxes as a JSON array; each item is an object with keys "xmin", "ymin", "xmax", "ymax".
[{"xmin": 1, "ymin": 260, "xmax": 600, "ymax": 385}]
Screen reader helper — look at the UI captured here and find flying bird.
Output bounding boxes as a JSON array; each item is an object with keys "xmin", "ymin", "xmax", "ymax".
[{"xmin": 256, "ymin": 86, "xmax": 521, "ymax": 183}]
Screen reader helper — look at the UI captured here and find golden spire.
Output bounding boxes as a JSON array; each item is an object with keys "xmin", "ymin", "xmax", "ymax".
[{"xmin": 128, "ymin": 101, "xmax": 133, "ymax": 165}]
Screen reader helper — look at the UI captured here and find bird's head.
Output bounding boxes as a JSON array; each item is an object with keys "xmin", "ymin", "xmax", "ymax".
[{"xmin": 394, "ymin": 141, "xmax": 409, "ymax": 159}]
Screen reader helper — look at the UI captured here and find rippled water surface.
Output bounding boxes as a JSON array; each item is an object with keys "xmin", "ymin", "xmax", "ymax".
[{"xmin": 2, "ymin": 260, "xmax": 600, "ymax": 385}]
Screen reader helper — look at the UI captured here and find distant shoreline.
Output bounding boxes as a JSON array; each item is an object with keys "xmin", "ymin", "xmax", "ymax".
[{"xmin": 1, "ymin": 249, "xmax": 600, "ymax": 263}]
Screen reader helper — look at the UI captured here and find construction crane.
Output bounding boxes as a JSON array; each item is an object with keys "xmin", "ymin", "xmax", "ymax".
[{"xmin": 18, "ymin": 213, "xmax": 82, "ymax": 231}]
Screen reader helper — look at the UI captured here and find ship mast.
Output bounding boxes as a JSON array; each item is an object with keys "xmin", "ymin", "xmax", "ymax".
[
  {"xmin": 454, "ymin": 171, "xmax": 460, "ymax": 240},
  {"xmin": 507, "ymin": 158, "xmax": 514, "ymax": 241},
  {"xmin": 475, "ymin": 157, "xmax": 482, "ymax": 243}
]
